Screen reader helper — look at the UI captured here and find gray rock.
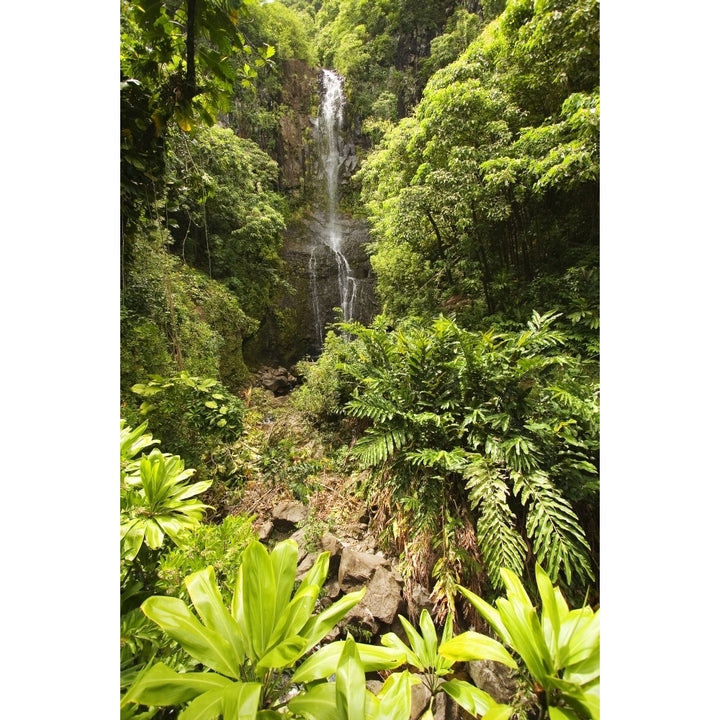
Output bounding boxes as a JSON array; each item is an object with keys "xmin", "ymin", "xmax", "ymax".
[
  {"xmin": 272, "ymin": 501, "xmax": 309, "ymax": 532},
  {"xmin": 362, "ymin": 566, "xmax": 403, "ymax": 624},
  {"xmin": 320, "ymin": 531, "xmax": 342, "ymax": 556},
  {"xmin": 295, "ymin": 551, "xmax": 319, "ymax": 582},
  {"xmin": 338, "ymin": 547, "xmax": 388, "ymax": 591},
  {"xmin": 410, "ymin": 677, "xmax": 432, "ymax": 720},
  {"xmin": 256, "ymin": 520, "xmax": 274, "ymax": 541},
  {"xmin": 467, "ymin": 660, "xmax": 516, "ymax": 705}
]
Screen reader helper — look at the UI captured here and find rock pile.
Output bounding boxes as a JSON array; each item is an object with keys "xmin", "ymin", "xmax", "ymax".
[{"xmin": 257, "ymin": 500, "xmax": 517, "ymax": 720}]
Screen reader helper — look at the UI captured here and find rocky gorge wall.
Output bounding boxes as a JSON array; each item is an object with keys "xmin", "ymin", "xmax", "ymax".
[{"xmin": 244, "ymin": 63, "xmax": 377, "ymax": 368}]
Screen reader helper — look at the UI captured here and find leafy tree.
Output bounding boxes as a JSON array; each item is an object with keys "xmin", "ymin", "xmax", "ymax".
[
  {"xmin": 335, "ymin": 313, "xmax": 597, "ymax": 612},
  {"xmin": 163, "ymin": 124, "xmax": 287, "ymax": 321},
  {"xmin": 121, "ymin": 224, "xmax": 259, "ymax": 399},
  {"xmin": 358, "ymin": 0, "xmax": 599, "ymax": 328},
  {"xmin": 121, "ymin": 0, "xmax": 275, "ymax": 230},
  {"xmin": 130, "ymin": 372, "xmax": 246, "ymax": 469}
]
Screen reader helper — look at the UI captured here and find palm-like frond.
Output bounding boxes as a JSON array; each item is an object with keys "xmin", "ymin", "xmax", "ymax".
[
  {"xmin": 513, "ymin": 470, "xmax": 594, "ymax": 586},
  {"xmin": 465, "ymin": 458, "xmax": 527, "ymax": 586}
]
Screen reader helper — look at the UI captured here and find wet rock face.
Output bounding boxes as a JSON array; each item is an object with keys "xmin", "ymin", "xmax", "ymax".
[{"xmin": 279, "ymin": 214, "xmax": 377, "ymax": 359}]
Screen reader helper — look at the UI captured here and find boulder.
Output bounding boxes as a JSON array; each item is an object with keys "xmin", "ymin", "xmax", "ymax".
[
  {"xmin": 467, "ymin": 660, "xmax": 516, "ymax": 705},
  {"xmin": 362, "ymin": 566, "xmax": 403, "ymax": 624},
  {"xmin": 410, "ymin": 677, "xmax": 432, "ymax": 720},
  {"xmin": 272, "ymin": 501, "xmax": 309, "ymax": 532},
  {"xmin": 258, "ymin": 366, "xmax": 297, "ymax": 396},
  {"xmin": 338, "ymin": 547, "xmax": 388, "ymax": 591}
]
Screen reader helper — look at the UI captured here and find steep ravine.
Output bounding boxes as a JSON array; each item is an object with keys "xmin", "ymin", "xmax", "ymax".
[{"xmin": 244, "ymin": 66, "xmax": 377, "ymax": 368}]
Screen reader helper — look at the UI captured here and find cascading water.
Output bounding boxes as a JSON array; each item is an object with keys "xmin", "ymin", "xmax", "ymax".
[{"xmin": 309, "ymin": 70, "xmax": 357, "ymax": 346}]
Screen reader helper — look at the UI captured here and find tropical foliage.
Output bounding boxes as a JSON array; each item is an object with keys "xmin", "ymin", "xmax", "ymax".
[
  {"xmin": 118, "ymin": 2, "xmax": 601, "ymax": 718},
  {"xmin": 456, "ymin": 564, "xmax": 600, "ymax": 720},
  {"xmin": 358, "ymin": 0, "xmax": 599, "ymax": 327},
  {"xmin": 124, "ymin": 539, "xmax": 367, "ymax": 717},
  {"xmin": 380, "ymin": 608, "xmax": 516, "ymax": 719},
  {"xmin": 335, "ymin": 312, "xmax": 598, "ymax": 610},
  {"xmin": 121, "ymin": 420, "xmax": 213, "ymax": 566}
]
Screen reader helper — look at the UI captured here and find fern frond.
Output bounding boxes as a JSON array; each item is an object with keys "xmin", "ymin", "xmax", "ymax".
[
  {"xmin": 345, "ymin": 392, "xmax": 398, "ymax": 423},
  {"xmin": 406, "ymin": 447, "xmax": 468, "ymax": 472},
  {"xmin": 512, "ymin": 470, "xmax": 594, "ymax": 586},
  {"xmin": 465, "ymin": 458, "xmax": 527, "ymax": 588},
  {"xmin": 351, "ymin": 426, "xmax": 408, "ymax": 468}
]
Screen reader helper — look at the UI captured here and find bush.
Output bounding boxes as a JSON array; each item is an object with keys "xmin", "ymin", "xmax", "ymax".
[
  {"xmin": 131, "ymin": 372, "xmax": 246, "ymax": 468},
  {"xmin": 156, "ymin": 514, "xmax": 258, "ymax": 603}
]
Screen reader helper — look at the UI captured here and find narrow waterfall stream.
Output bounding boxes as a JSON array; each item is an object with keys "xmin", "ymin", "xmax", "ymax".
[{"xmin": 309, "ymin": 70, "xmax": 357, "ymax": 347}]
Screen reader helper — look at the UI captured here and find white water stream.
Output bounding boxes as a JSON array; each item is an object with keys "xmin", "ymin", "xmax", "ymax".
[{"xmin": 310, "ymin": 70, "xmax": 357, "ymax": 348}]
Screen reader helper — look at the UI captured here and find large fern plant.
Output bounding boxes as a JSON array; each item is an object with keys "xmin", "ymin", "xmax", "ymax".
[{"xmin": 337, "ymin": 312, "xmax": 598, "ymax": 611}]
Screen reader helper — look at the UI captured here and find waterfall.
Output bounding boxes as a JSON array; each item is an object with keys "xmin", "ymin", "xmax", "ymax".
[{"xmin": 309, "ymin": 69, "xmax": 357, "ymax": 347}]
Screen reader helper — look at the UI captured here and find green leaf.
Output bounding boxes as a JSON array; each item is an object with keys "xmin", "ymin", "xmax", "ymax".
[
  {"xmin": 256, "ymin": 635, "xmax": 308, "ymax": 673},
  {"xmin": 287, "ymin": 683, "xmax": 338, "ymax": 720},
  {"xmin": 439, "ymin": 631, "xmax": 517, "ymax": 668},
  {"xmin": 142, "ymin": 596, "xmax": 240, "ymax": 679},
  {"xmin": 301, "ymin": 588, "xmax": 366, "ymax": 648},
  {"xmin": 441, "ymin": 679, "xmax": 513, "ymax": 720},
  {"xmin": 456, "ymin": 586, "xmax": 512, "ymax": 646},
  {"xmin": 371, "ymin": 671, "xmax": 415, "ymax": 720},
  {"xmin": 240, "ymin": 541, "xmax": 276, "ymax": 660},
  {"xmin": 184, "ymin": 567, "xmax": 246, "ymax": 667},
  {"xmin": 548, "ymin": 707, "xmax": 582, "ymax": 720},
  {"xmin": 124, "ymin": 663, "xmax": 231, "ymax": 707},
  {"xmin": 336, "ymin": 636, "xmax": 367, "ymax": 720},
  {"xmin": 221, "ymin": 681, "xmax": 262, "ymax": 720},
  {"xmin": 270, "ymin": 539, "xmax": 300, "ymax": 626},
  {"xmin": 398, "ymin": 615, "xmax": 431, "ymax": 669},
  {"xmin": 418, "ymin": 609, "xmax": 438, "ymax": 662},
  {"xmin": 293, "ymin": 640, "xmax": 405, "ymax": 683}
]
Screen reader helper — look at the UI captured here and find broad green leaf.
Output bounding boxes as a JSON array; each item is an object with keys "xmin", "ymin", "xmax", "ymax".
[
  {"xmin": 176, "ymin": 479, "xmax": 213, "ymax": 500},
  {"xmin": 548, "ymin": 706, "xmax": 581, "ymax": 720},
  {"xmin": 144, "ymin": 519, "xmax": 165, "ymax": 549},
  {"xmin": 221, "ymin": 681, "xmax": 262, "ymax": 720},
  {"xmin": 241, "ymin": 541, "xmax": 276, "ymax": 659},
  {"xmin": 270, "ymin": 540, "xmax": 299, "ymax": 625},
  {"xmin": 336, "ymin": 636, "xmax": 367, "ymax": 720},
  {"xmin": 255, "ymin": 635, "xmax": 308, "ymax": 673},
  {"xmin": 372, "ymin": 671, "xmax": 415, "ymax": 720},
  {"xmin": 536, "ymin": 563, "xmax": 562, "ymax": 659},
  {"xmin": 439, "ymin": 631, "xmax": 517, "ymax": 668},
  {"xmin": 267, "ymin": 586, "xmax": 318, "ymax": 648},
  {"xmin": 496, "ymin": 596, "xmax": 551, "ymax": 681},
  {"xmin": 380, "ymin": 632, "xmax": 419, "ymax": 669},
  {"xmin": 295, "ymin": 551, "xmax": 330, "ymax": 595},
  {"xmin": 441, "ymin": 679, "xmax": 512, "ymax": 720},
  {"xmin": 124, "ymin": 663, "xmax": 231, "ymax": 706},
  {"xmin": 499, "ymin": 567, "xmax": 533, "ymax": 608},
  {"xmin": 301, "ymin": 588, "xmax": 366, "ymax": 648},
  {"xmin": 456, "ymin": 586, "xmax": 512, "ymax": 646},
  {"xmin": 418, "ymin": 609, "xmax": 438, "ymax": 661},
  {"xmin": 559, "ymin": 608, "xmax": 599, "ymax": 668},
  {"xmin": 178, "ymin": 688, "xmax": 224, "ymax": 720},
  {"xmin": 185, "ymin": 567, "xmax": 245, "ymax": 666},
  {"xmin": 398, "ymin": 615, "xmax": 432, "ymax": 669},
  {"xmin": 287, "ymin": 683, "xmax": 338, "ymax": 720},
  {"xmin": 293, "ymin": 640, "xmax": 405, "ymax": 683},
  {"xmin": 142, "ymin": 596, "xmax": 240, "ymax": 679},
  {"xmin": 563, "ymin": 650, "xmax": 600, "ymax": 686}
]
